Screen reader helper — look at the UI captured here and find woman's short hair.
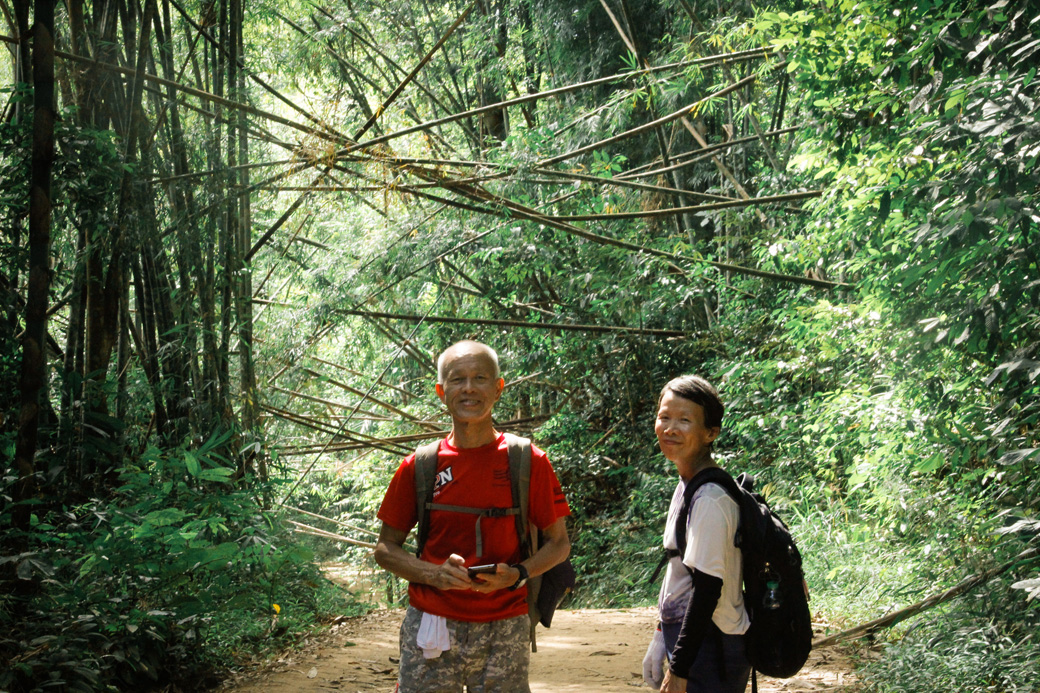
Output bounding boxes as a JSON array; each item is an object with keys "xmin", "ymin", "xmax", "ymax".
[{"xmin": 659, "ymin": 375, "xmax": 724, "ymax": 429}]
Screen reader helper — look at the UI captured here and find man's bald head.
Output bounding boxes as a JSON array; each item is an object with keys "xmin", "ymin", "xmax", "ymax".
[{"xmin": 436, "ymin": 340, "xmax": 500, "ymax": 384}]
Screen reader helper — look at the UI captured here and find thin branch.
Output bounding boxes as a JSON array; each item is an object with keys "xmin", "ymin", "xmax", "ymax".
[
  {"xmin": 538, "ymin": 75, "xmax": 757, "ymax": 167},
  {"xmin": 168, "ymin": 0, "xmax": 349, "ymax": 142},
  {"xmin": 245, "ymin": 168, "xmax": 327, "ymax": 261},
  {"xmin": 285, "ymin": 506, "xmax": 382, "ymax": 540},
  {"xmin": 353, "ymin": 0, "xmax": 479, "ymax": 141}
]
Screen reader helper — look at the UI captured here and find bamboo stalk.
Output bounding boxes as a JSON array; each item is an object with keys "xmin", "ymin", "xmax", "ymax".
[
  {"xmin": 387, "ymin": 164, "xmax": 846, "ymax": 290},
  {"xmin": 262, "ymin": 404, "xmax": 414, "ymax": 456},
  {"xmin": 43, "ymin": 44, "xmax": 345, "ymax": 143},
  {"xmin": 245, "ymin": 169, "xmax": 327, "ymax": 261},
  {"xmin": 298, "ymin": 366, "xmax": 438, "ymax": 428},
  {"xmin": 329, "ymin": 307, "xmax": 688, "ymax": 337},
  {"xmin": 618, "ymin": 127, "xmax": 799, "ymax": 180},
  {"xmin": 287, "ymin": 520, "xmax": 377, "ymax": 549},
  {"xmin": 271, "ymin": 416, "xmax": 547, "ymax": 456},
  {"xmin": 285, "ymin": 506, "xmax": 382, "ymax": 540},
  {"xmin": 312, "ymin": 5, "xmax": 481, "ymax": 147},
  {"xmin": 341, "ymin": 48, "xmax": 776, "ymax": 155},
  {"xmin": 556, "ymin": 190, "xmax": 821, "ymax": 222},
  {"xmin": 162, "ymin": 160, "xmax": 318, "ymax": 240},
  {"xmin": 538, "ymin": 75, "xmax": 756, "ymax": 167},
  {"xmin": 152, "ymin": 157, "xmax": 299, "ymax": 184},
  {"xmin": 363, "ymin": 315, "xmax": 436, "ymax": 374},
  {"xmin": 168, "ymin": 0, "xmax": 348, "ymax": 143},
  {"xmin": 355, "ymin": 226, "xmax": 499, "ymax": 307},
  {"xmin": 533, "ymin": 167, "xmax": 737, "ymax": 202},
  {"xmin": 253, "ymin": 214, "xmax": 311, "ymax": 299},
  {"xmin": 277, "ymin": 271, "xmax": 462, "ymax": 507},
  {"xmin": 271, "ymin": 386, "xmax": 397, "ymax": 422},
  {"xmin": 298, "ymin": 355, "xmax": 423, "ymax": 401}
]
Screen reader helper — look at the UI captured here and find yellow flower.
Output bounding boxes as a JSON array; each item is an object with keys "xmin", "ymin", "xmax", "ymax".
[{"xmin": 272, "ymin": 604, "xmax": 281, "ymax": 614}]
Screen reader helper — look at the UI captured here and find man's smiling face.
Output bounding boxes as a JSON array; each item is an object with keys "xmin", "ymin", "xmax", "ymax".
[{"xmin": 436, "ymin": 349, "xmax": 504, "ymax": 426}]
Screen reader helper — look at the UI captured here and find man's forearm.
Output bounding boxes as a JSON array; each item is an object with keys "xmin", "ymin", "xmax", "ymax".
[
  {"xmin": 374, "ymin": 536, "xmax": 436, "ymax": 585},
  {"xmin": 522, "ymin": 517, "xmax": 570, "ymax": 577},
  {"xmin": 374, "ymin": 523, "xmax": 474, "ymax": 591}
]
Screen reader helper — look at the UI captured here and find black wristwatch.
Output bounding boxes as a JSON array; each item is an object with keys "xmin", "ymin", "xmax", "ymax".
[{"xmin": 508, "ymin": 563, "xmax": 529, "ymax": 591}]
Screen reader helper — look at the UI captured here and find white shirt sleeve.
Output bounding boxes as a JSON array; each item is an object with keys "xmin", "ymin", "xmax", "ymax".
[{"xmin": 682, "ymin": 487, "xmax": 737, "ymax": 579}]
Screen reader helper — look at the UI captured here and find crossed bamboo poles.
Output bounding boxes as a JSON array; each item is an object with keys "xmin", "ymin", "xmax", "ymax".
[{"xmin": 2, "ymin": 3, "xmax": 839, "ymax": 477}]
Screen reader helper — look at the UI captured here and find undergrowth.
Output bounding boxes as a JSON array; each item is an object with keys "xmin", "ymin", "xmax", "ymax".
[
  {"xmin": 0, "ymin": 433, "xmax": 367, "ymax": 692},
  {"xmin": 858, "ymin": 578, "xmax": 1040, "ymax": 693}
]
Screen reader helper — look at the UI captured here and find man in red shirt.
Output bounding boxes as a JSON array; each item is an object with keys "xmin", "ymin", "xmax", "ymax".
[{"xmin": 374, "ymin": 340, "xmax": 571, "ymax": 692}]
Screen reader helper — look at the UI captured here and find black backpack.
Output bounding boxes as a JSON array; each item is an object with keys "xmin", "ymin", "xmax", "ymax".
[
  {"xmin": 413, "ymin": 433, "xmax": 575, "ymax": 652},
  {"xmin": 668, "ymin": 466, "xmax": 812, "ymax": 684}
]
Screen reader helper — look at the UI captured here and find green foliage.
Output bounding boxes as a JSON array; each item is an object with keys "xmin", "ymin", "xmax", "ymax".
[
  {"xmin": 0, "ymin": 433, "xmax": 364, "ymax": 692},
  {"xmin": 5, "ymin": 0, "xmax": 1040, "ymax": 688}
]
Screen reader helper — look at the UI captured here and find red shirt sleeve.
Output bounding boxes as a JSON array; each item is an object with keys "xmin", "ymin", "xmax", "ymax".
[{"xmin": 377, "ymin": 454, "xmax": 418, "ymax": 533}]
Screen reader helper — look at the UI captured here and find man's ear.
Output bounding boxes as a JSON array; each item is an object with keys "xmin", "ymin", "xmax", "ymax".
[
  {"xmin": 706, "ymin": 426, "xmax": 721, "ymax": 443},
  {"xmin": 495, "ymin": 378, "xmax": 505, "ymax": 398},
  {"xmin": 435, "ymin": 383, "xmax": 445, "ymax": 400}
]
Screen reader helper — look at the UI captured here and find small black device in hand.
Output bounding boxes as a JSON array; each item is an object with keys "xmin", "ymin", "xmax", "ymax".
[{"xmin": 467, "ymin": 563, "xmax": 497, "ymax": 578}]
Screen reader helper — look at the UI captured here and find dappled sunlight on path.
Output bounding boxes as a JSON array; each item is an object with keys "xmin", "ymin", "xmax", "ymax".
[
  {"xmin": 222, "ymin": 604, "xmax": 859, "ymax": 692},
  {"xmin": 529, "ymin": 607, "xmax": 656, "ymax": 691}
]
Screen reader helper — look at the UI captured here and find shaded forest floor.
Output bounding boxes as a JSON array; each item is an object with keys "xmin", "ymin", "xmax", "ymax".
[{"xmin": 219, "ymin": 566, "xmax": 864, "ymax": 692}]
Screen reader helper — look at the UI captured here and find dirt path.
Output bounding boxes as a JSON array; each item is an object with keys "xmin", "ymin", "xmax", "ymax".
[{"xmin": 221, "ymin": 606, "xmax": 859, "ymax": 692}]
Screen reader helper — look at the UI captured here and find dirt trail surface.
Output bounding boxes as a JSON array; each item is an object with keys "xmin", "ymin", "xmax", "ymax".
[{"xmin": 222, "ymin": 606, "xmax": 858, "ymax": 692}]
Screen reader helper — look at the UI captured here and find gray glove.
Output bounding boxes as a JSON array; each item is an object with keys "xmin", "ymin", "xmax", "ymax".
[{"xmin": 642, "ymin": 625, "xmax": 667, "ymax": 688}]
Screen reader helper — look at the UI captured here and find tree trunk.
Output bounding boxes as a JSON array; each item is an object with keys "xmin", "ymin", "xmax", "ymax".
[
  {"xmin": 13, "ymin": 0, "xmax": 56, "ymax": 534},
  {"xmin": 476, "ymin": 0, "xmax": 508, "ymax": 144}
]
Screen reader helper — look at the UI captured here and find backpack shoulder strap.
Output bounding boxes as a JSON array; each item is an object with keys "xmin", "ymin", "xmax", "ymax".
[
  {"xmin": 504, "ymin": 433, "xmax": 533, "ymax": 559},
  {"xmin": 651, "ymin": 467, "xmax": 745, "ymax": 586},
  {"xmin": 674, "ymin": 466, "xmax": 742, "ymax": 559},
  {"xmin": 413, "ymin": 439, "xmax": 442, "ymax": 558}
]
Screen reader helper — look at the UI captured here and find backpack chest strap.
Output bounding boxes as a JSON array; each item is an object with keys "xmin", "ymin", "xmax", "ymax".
[{"xmin": 426, "ymin": 502, "xmax": 520, "ymax": 558}]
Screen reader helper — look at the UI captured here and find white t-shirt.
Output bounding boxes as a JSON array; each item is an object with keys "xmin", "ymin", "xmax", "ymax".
[{"xmin": 657, "ymin": 479, "xmax": 750, "ymax": 635}]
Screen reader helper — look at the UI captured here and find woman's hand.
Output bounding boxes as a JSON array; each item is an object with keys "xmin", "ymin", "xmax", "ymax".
[{"xmin": 660, "ymin": 668, "xmax": 687, "ymax": 692}]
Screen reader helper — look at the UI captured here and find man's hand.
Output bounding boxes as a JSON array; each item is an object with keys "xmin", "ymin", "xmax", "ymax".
[
  {"xmin": 375, "ymin": 525, "xmax": 476, "ymax": 590},
  {"xmin": 469, "ymin": 563, "xmax": 520, "ymax": 593},
  {"xmin": 427, "ymin": 553, "xmax": 474, "ymax": 591}
]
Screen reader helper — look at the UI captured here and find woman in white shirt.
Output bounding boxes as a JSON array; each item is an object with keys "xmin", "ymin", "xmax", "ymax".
[{"xmin": 643, "ymin": 375, "xmax": 751, "ymax": 693}]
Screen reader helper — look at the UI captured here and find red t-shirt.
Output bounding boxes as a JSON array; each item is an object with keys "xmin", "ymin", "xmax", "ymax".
[{"xmin": 377, "ymin": 433, "xmax": 570, "ymax": 622}]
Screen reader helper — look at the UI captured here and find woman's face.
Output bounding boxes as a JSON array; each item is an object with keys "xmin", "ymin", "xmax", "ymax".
[{"xmin": 654, "ymin": 390, "xmax": 720, "ymax": 469}]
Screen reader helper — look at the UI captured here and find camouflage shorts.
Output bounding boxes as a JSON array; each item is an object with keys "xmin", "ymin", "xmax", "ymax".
[{"xmin": 395, "ymin": 605, "xmax": 531, "ymax": 693}]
